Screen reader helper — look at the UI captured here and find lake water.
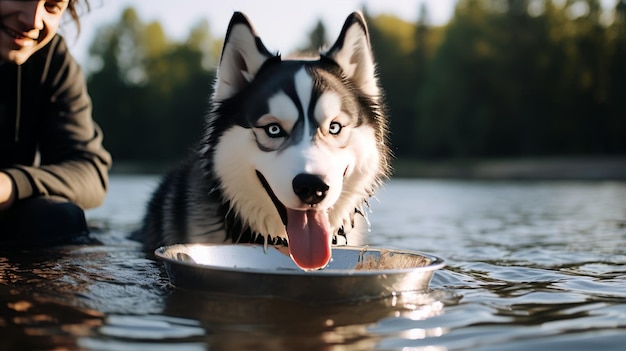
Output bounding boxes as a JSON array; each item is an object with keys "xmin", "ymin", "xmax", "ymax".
[{"xmin": 1, "ymin": 175, "xmax": 625, "ymax": 350}]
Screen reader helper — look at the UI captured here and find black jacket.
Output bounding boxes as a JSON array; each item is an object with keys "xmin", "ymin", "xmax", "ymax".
[{"xmin": 0, "ymin": 35, "xmax": 111, "ymax": 209}]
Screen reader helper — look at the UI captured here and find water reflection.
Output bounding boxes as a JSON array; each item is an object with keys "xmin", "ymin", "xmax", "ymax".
[
  {"xmin": 0, "ymin": 244, "xmax": 167, "ymax": 314},
  {"xmin": 2, "ymin": 177, "xmax": 626, "ymax": 350},
  {"xmin": 0, "ymin": 239, "xmax": 457, "ymax": 351},
  {"xmin": 0, "ymin": 284, "xmax": 104, "ymax": 350},
  {"xmin": 158, "ymin": 289, "xmax": 455, "ymax": 351},
  {"xmin": 78, "ymin": 315, "xmax": 206, "ymax": 351}
]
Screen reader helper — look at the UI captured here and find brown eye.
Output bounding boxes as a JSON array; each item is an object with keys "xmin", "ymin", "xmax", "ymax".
[
  {"xmin": 44, "ymin": 1, "xmax": 66, "ymax": 14},
  {"xmin": 329, "ymin": 121, "xmax": 342, "ymax": 135}
]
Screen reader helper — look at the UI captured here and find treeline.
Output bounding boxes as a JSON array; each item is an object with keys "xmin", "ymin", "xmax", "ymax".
[
  {"xmin": 86, "ymin": 0, "xmax": 626, "ymax": 166},
  {"xmin": 87, "ymin": 8, "xmax": 217, "ymax": 164},
  {"xmin": 369, "ymin": 0, "xmax": 626, "ymax": 158}
]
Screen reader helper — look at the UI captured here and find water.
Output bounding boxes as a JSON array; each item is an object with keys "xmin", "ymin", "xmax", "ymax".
[{"xmin": 1, "ymin": 175, "xmax": 625, "ymax": 350}]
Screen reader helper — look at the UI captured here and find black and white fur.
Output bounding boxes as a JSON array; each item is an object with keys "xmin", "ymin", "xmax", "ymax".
[{"xmin": 136, "ymin": 11, "xmax": 391, "ymax": 270}]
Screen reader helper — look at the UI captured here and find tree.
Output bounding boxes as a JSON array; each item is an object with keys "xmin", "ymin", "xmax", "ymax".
[
  {"xmin": 87, "ymin": 3, "xmax": 626, "ymax": 167},
  {"xmin": 415, "ymin": 0, "xmax": 624, "ymax": 158},
  {"xmin": 87, "ymin": 7, "xmax": 218, "ymax": 165},
  {"xmin": 298, "ymin": 19, "xmax": 328, "ymax": 54},
  {"xmin": 605, "ymin": 0, "xmax": 626, "ymax": 153},
  {"xmin": 366, "ymin": 12, "xmax": 421, "ymax": 157}
]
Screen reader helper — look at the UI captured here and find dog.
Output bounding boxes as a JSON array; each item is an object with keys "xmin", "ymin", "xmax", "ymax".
[{"xmin": 135, "ymin": 11, "xmax": 391, "ymax": 270}]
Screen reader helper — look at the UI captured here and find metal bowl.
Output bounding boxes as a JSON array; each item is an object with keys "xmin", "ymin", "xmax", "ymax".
[{"xmin": 155, "ymin": 244, "xmax": 445, "ymax": 302}]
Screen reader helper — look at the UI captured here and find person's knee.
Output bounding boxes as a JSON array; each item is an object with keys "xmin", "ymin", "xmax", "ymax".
[{"xmin": 0, "ymin": 196, "xmax": 88, "ymax": 247}]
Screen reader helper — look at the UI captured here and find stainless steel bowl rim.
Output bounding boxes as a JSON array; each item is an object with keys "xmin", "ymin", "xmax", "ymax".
[{"xmin": 154, "ymin": 244, "xmax": 446, "ymax": 276}]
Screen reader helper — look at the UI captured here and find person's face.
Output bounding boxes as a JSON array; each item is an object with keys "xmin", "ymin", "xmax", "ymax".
[{"xmin": 0, "ymin": 0, "xmax": 68, "ymax": 65}]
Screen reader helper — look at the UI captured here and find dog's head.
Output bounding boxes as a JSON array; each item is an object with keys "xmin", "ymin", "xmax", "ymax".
[{"xmin": 204, "ymin": 12, "xmax": 390, "ymax": 270}]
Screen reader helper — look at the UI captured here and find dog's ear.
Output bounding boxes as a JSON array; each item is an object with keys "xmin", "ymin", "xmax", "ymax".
[
  {"xmin": 213, "ymin": 12, "xmax": 275, "ymax": 101},
  {"xmin": 324, "ymin": 12, "xmax": 379, "ymax": 97}
]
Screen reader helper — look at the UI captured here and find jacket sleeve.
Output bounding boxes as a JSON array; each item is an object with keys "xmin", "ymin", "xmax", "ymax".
[{"xmin": 4, "ymin": 36, "xmax": 112, "ymax": 210}]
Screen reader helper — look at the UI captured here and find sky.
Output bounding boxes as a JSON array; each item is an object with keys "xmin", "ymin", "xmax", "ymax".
[{"xmin": 63, "ymin": 0, "xmax": 458, "ymax": 68}]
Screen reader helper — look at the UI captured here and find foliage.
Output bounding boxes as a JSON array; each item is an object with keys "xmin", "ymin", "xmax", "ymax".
[
  {"xmin": 87, "ymin": 7, "xmax": 217, "ymax": 164},
  {"xmin": 86, "ymin": 2, "xmax": 626, "ymax": 166},
  {"xmin": 298, "ymin": 19, "xmax": 328, "ymax": 54},
  {"xmin": 412, "ymin": 0, "xmax": 626, "ymax": 158}
]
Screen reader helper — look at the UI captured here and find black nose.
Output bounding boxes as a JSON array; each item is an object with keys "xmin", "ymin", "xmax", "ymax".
[{"xmin": 292, "ymin": 173, "xmax": 329, "ymax": 205}]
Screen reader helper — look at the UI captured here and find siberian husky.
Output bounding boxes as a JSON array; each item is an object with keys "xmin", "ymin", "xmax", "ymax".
[{"xmin": 136, "ymin": 11, "xmax": 391, "ymax": 270}]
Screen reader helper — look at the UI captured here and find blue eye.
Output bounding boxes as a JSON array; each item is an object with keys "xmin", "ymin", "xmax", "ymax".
[
  {"xmin": 329, "ymin": 121, "xmax": 342, "ymax": 135},
  {"xmin": 264, "ymin": 123, "xmax": 287, "ymax": 138}
]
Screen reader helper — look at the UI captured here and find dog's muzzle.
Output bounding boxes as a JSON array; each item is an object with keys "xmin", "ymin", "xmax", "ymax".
[
  {"xmin": 256, "ymin": 170, "xmax": 288, "ymax": 224},
  {"xmin": 255, "ymin": 170, "xmax": 334, "ymax": 270}
]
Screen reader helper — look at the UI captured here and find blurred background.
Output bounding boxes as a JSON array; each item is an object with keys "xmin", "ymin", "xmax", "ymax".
[{"xmin": 66, "ymin": 0, "xmax": 626, "ymax": 178}]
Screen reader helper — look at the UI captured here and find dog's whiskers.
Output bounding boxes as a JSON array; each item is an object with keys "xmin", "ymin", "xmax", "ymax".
[{"xmin": 354, "ymin": 204, "xmax": 372, "ymax": 232}]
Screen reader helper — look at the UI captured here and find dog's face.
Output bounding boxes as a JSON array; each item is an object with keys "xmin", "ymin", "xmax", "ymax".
[{"xmin": 206, "ymin": 12, "xmax": 389, "ymax": 270}]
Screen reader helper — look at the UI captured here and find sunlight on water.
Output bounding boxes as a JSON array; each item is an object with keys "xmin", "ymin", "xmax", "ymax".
[
  {"xmin": 1, "ymin": 176, "xmax": 625, "ymax": 350},
  {"xmin": 78, "ymin": 315, "xmax": 205, "ymax": 351}
]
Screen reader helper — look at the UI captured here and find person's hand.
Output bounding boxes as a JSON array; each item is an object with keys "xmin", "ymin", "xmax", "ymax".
[{"xmin": 0, "ymin": 172, "xmax": 16, "ymax": 211}]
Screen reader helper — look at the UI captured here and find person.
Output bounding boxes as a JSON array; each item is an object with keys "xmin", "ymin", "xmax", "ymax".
[{"xmin": 0, "ymin": 0, "xmax": 112, "ymax": 246}]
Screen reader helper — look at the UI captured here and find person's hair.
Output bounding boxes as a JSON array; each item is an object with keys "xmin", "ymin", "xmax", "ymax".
[{"xmin": 67, "ymin": 0, "xmax": 90, "ymax": 35}]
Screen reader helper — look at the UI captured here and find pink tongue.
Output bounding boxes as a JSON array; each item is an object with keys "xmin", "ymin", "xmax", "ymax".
[{"xmin": 286, "ymin": 209, "xmax": 332, "ymax": 270}]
